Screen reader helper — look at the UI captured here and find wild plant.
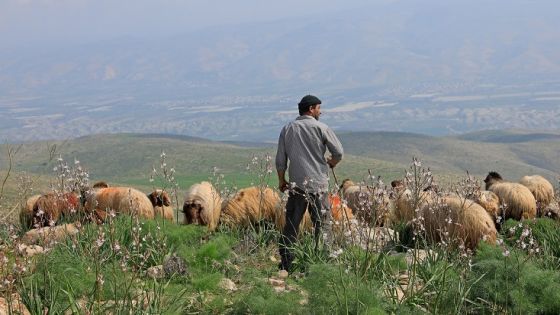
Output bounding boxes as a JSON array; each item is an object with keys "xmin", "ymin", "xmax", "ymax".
[{"xmin": 149, "ymin": 150, "xmax": 180, "ymax": 224}]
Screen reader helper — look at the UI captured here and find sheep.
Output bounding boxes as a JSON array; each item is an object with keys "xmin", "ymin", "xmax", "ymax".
[
  {"xmin": 519, "ymin": 175, "xmax": 555, "ymax": 216},
  {"xmin": 329, "ymin": 194, "xmax": 354, "ymax": 223},
  {"xmin": 474, "ymin": 190, "xmax": 500, "ymax": 222},
  {"xmin": 340, "ymin": 179, "xmax": 391, "ymax": 226},
  {"xmin": 84, "ymin": 187, "xmax": 155, "ymax": 222},
  {"xmin": 275, "ymin": 193, "xmax": 353, "ymax": 234},
  {"xmin": 393, "ymin": 186, "xmax": 435, "ymax": 224},
  {"xmin": 32, "ymin": 192, "xmax": 80, "ymax": 228},
  {"xmin": 92, "ymin": 181, "xmax": 110, "ymax": 189},
  {"xmin": 182, "ymin": 181, "xmax": 222, "ymax": 231},
  {"xmin": 416, "ymin": 196, "xmax": 497, "ymax": 250},
  {"xmin": 221, "ymin": 186, "xmax": 284, "ymax": 229},
  {"xmin": 484, "ymin": 172, "xmax": 537, "ymax": 220},
  {"xmin": 147, "ymin": 189, "xmax": 174, "ymax": 221},
  {"xmin": 340, "ymin": 179, "xmax": 372, "ymax": 221},
  {"xmin": 19, "ymin": 194, "xmax": 42, "ymax": 230}
]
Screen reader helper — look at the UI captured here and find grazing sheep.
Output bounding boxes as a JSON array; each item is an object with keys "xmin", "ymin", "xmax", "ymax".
[
  {"xmin": 330, "ymin": 194, "xmax": 354, "ymax": 222},
  {"xmin": 484, "ymin": 172, "xmax": 536, "ymax": 220},
  {"xmin": 85, "ymin": 187, "xmax": 155, "ymax": 222},
  {"xmin": 519, "ymin": 175, "xmax": 555, "ymax": 216},
  {"xmin": 340, "ymin": 179, "xmax": 367, "ymax": 214},
  {"xmin": 275, "ymin": 193, "xmax": 353, "ymax": 234},
  {"xmin": 417, "ymin": 196, "xmax": 497, "ymax": 250},
  {"xmin": 32, "ymin": 192, "xmax": 80, "ymax": 228},
  {"xmin": 221, "ymin": 186, "xmax": 283, "ymax": 229},
  {"xmin": 19, "ymin": 194, "xmax": 42, "ymax": 230},
  {"xmin": 475, "ymin": 190, "xmax": 500, "ymax": 222},
  {"xmin": 340, "ymin": 179, "xmax": 392, "ymax": 226},
  {"xmin": 393, "ymin": 187, "xmax": 435, "ymax": 224},
  {"xmin": 92, "ymin": 181, "xmax": 110, "ymax": 189},
  {"xmin": 147, "ymin": 189, "xmax": 174, "ymax": 221},
  {"xmin": 182, "ymin": 181, "xmax": 222, "ymax": 231}
]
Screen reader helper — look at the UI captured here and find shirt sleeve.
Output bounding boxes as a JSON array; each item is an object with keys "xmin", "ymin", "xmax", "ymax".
[
  {"xmin": 324, "ymin": 127, "xmax": 343, "ymax": 161},
  {"xmin": 275, "ymin": 127, "xmax": 288, "ymax": 171}
]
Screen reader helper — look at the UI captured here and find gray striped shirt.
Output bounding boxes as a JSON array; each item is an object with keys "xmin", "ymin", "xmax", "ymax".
[{"xmin": 276, "ymin": 115, "xmax": 343, "ymax": 193}]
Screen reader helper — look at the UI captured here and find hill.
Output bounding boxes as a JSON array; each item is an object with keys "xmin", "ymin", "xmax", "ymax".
[
  {"xmin": 0, "ymin": 133, "xmax": 408, "ymax": 195},
  {"xmin": 338, "ymin": 130, "xmax": 560, "ymax": 182},
  {"xmin": 2, "ymin": 130, "xmax": 559, "ymax": 222}
]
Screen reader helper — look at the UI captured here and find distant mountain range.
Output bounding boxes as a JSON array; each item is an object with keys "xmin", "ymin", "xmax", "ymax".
[{"xmin": 1, "ymin": 0, "xmax": 559, "ymax": 142}]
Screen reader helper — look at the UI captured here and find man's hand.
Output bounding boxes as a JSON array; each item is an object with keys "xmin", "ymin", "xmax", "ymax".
[
  {"xmin": 279, "ymin": 179, "xmax": 289, "ymax": 192},
  {"xmin": 327, "ymin": 157, "xmax": 340, "ymax": 169}
]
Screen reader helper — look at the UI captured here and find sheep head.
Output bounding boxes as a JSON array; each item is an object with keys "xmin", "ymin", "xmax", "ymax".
[
  {"xmin": 148, "ymin": 190, "xmax": 171, "ymax": 207},
  {"xmin": 484, "ymin": 171, "xmax": 503, "ymax": 190},
  {"xmin": 340, "ymin": 179, "xmax": 355, "ymax": 193},
  {"xmin": 182, "ymin": 201, "xmax": 205, "ymax": 225}
]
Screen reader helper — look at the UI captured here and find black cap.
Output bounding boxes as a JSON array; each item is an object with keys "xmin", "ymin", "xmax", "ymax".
[{"xmin": 298, "ymin": 95, "xmax": 321, "ymax": 113}]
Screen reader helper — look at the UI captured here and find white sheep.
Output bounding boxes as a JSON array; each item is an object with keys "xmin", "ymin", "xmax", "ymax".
[
  {"xmin": 519, "ymin": 175, "xmax": 555, "ymax": 216},
  {"xmin": 484, "ymin": 172, "xmax": 536, "ymax": 220}
]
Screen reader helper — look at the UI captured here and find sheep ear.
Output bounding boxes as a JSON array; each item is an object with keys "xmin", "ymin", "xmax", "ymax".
[
  {"xmin": 163, "ymin": 195, "xmax": 171, "ymax": 207},
  {"xmin": 147, "ymin": 193, "xmax": 157, "ymax": 206}
]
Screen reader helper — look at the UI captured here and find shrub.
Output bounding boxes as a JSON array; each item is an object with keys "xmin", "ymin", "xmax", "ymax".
[
  {"xmin": 301, "ymin": 263, "xmax": 388, "ymax": 314},
  {"xmin": 469, "ymin": 243, "xmax": 560, "ymax": 314}
]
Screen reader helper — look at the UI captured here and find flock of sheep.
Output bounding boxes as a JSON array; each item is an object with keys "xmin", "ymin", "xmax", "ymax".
[{"xmin": 19, "ymin": 172, "xmax": 557, "ymax": 252}]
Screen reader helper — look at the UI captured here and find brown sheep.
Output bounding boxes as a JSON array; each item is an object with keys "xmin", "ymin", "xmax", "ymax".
[
  {"xmin": 19, "ymin": 194, "xmax": 42, "ymax": 230},
  {"xmin": 393, "ymin": 187, "xmax": 435, "ymax": 224},
  {"xmin": 519, "ymin": 175, "xmax": 555, "ymax": 216},
  {"xmin": 84, "ymin": 187, "xmax": 155, "ymax": 222},
  {"xmin": 340, "ymin": 179, "xmax": 389, "ymax": 226},
  {"xmin": 92, "ymin": 181, "xmax": 110, "ymax": 188},
  {"xmin": 484, "ymin": 172, "xmax": 536, "ymax": 220},
  {"xmin": 329, "ymin": 194, "xmax": 354, "ymax": 223},
  {"xmin": 182, "ymin": 181, "xmax": 222, "ymax": 231},
  {"xmin": 147, "ymin": 189, "xmax": 174, "ymax": 221},
  {"xmin": 221, "ymin": 186, "xmax": 284, "ymax": 229},
  {"xmin": 32, "ymin": 192, "xmax": 80, "ymax": 228},
  {"xmin": 417, "ymin": 196, "xmax": 497, "ymax": 250},
  {"xmin": 275, "ymin": 193, "xmax": 353, "ymax": 233},
  {"xmin": 475, "ymin": 190, "xmax": 500, "ymax": 222}
]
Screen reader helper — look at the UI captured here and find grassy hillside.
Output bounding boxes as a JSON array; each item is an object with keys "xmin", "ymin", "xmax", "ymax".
[
  {"xmin": 3, "ymin": 129, "xmax": 559, "ymax": 218},
  {"xmin": 338, "ymin": 130, "xmax": 560, "ymax": 182},
  {"xmin": 0, "ymin": 134, "xmax": 410, "ymax": 203}
]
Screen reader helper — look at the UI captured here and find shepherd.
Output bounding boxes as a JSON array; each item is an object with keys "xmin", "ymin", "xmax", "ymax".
[{"xmin": 275, "ymin": 94, "xmax": 344, "ymax": 272}]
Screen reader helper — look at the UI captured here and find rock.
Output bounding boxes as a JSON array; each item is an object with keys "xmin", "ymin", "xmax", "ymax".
[
  {"xmin": 268, "ymin": 278, "xmax": 285, "ymax": 287},
  {"xmin": 0, "ymin": 293, "xmax": 30, "ymax": 315},
  {"xmin": 299, "ymin": 290, "xmax": 309, "ymax": 305},
  {"xmin": 277, "ymin": 270, "xmax": 289, "ymax": 279},
  {"xmin": 368, "ymin": 227, "xmax": 397, "ymax": 250},
  {"xmin": 146, "ymin": 265, "xmax": 164, "ymax": 279},
  {"xmin": 17, "ymin": 244, "xmax": 45, "ymax": 257},
  {"xmin": 163, "ymin": 254, "xmax": 187, "ymax": 277},
  {"xmin": 405, "ymin": 249, "xmax": 434, "ymax": 265},
  {"xmin": 389, "ymin": 272, "xmax": 424, "ymax": 302},
  {"xmin": 21, "ymin": 223, "xmax": 79, "ymax": 245},
  {"xmin": 273, "ymin": 286, "xmax": 286, "ymax": 293},
  {"xmin": 543, "ymin": 202, "xmax": 560, "ymax": 220},
  {"xmin": 269, "ymin": 255, "xmax": 278, "ymax": 262},
  {"xmin": 219, "ymin": 278, "xmax": 237, "ymax": 291}
]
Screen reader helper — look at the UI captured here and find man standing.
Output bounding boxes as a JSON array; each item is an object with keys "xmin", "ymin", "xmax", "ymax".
[{"xmin": 275, "ymin": 94, "xmax": 344, "ymax": 272}]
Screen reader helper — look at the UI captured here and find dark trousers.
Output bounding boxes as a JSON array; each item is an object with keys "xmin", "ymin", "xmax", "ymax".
[{"xmin": 279, "ymin": 190, "xmax": 329, "ymax": 271}]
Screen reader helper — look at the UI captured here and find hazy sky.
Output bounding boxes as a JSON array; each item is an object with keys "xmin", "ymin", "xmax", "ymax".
[{"xmin": 0, "ymin": 0, "xmax": 383, "ymax": 48}]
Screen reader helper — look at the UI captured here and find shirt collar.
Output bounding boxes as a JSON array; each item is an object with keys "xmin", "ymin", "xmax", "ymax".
[{"xmin": 296, "ymin": 115, "xmax": 315, "ymax": 121}]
